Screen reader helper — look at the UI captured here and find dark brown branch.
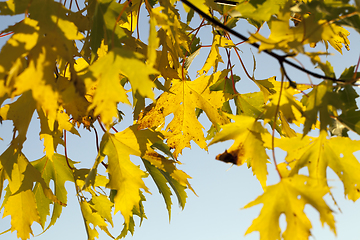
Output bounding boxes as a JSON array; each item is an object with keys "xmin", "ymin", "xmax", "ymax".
[{"xmin": 180, "ymin": 0, "xmax": 350, "ymax": 84}]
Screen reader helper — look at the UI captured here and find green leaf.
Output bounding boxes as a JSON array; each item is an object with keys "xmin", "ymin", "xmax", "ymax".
[
  {"xmin": 337, "ymin": 110, "xmax": 360, "ymax": 134},
  {"xmin": 90, "ymin": 0, "xmax": 128, "ymax": 58},
  {"xmin": 143, "ymin": 159, "xmax": 173, "ymax": 219},
  {"xmin": 31, "ymin": 154, "xmax": 76, "ymax": 230},
  {"xmin": 301, "ymin": 81, "xmax": 340, "ymax": 134},
  {"xmin": 0, "ymin": 91, "xmax": 36, "ymax": 148},
  {"xmin": 235, "ymin": 92, "xmax": 264, "ymax": 117}
]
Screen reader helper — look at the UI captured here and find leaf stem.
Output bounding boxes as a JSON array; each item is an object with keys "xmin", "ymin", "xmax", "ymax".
[
  {"xmin": 93, "ymin": 127, "xmax": 100, "ymax": 153},
  {"xmin": 226, "ymin": 34, "xmax": 252, "ymax": 80},
  {"xmin": 112, "ymin": 0, "xmax": 131, "ymax": 49},
  {"xmin": 271, "ymin": 75, "xmax": 285, "ymax": 179},
  {"xmin": 136, "ymin": 0, "xmax": 142, "ymax": 39},
  {"xmin": 352, "ymin": 54, "xmax": 360, "ymax": 83},
  {"xmin": 64, "ymin": 130, "xmax": 75, "ymax": 171},
  {"xmin": 182, "ymin": 18, "xmax": 205, "ymax": 80},
  {"xmin": 97, "ymin": 116, "xmax": 107, "ymax": 132}
]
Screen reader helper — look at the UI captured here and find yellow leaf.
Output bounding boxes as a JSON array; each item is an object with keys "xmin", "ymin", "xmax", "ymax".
[
  {"xmin": 85, "ymin": 47, "xmax": 157, "ymax": 128},
  {"xmin": 209, "ymin": 114, "xmax": 269, "ymax": 188},
  {"xmin": 3, "ymin": 190, "xmax": 41, "ymax": 240},
  {"xmin": 152, "ymin": 4, "xmax": 190, "ymax": 60},
  {"xmin": 264, "ymin": 87, "xmax": 305, "ymax": 126},
  {"xmin": 50, "ymin": 15, "xmax": 83, "ymax": 40},
  {"xmin": 119, "ymin": 11, "xmax": 138, "ymax": 32},
  {"xmin": 0, "ymin": 147, "xmax": 59, "ymax": 239},
  {"xmin": 277, "ymin": 133, "xmax": 360, "ymax": 201},
  {"xmin": 249, "ymin": 7, "xmax": 350, "ymax": 54},
  {"xmin": 198, "ymin": 34, "xmax": 235, "ymax": 75},
  {"xmin": 14, "ymin": 43, "xmax": 59, "ymax": 119},
  {"xmin": 0, "ymin": 18, "xmax": 39, "ymax": 84},
  {"xmin": 327, "ymin": 26, "xmax": 350, "ymax": 53},
  {"xmin": 79, "ymin": 199, "xmax": 109, "ymax": 240},
  {"xmin": 37, "ymin": 108, "xmax": 64, "ymax": 158},
  {"xmin": 97, "ymin": 126, "xmax": 164, "ymax": 225},
  {"xmin": 148, "ymin": 13, "xmax": 160, "ymax": 68},
  {"xmin": 244, "ymin": 175, "xmax": 335, "ymax": 240},
  {"xmin": 138, "ymin": 71, "xmax": 229, "ymax": 157}
]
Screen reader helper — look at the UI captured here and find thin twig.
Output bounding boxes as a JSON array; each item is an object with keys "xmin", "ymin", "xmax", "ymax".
[
  {"xmin": 180, "ymin": 0, "xmax": 351, "ymax": 84},
  {"xmin": 74, "ymin": 0, "xmax": 81, "ymax": 11},
  {"xmin": 227, "ymin": 34, "xmax": 252, "ymax": 80}
]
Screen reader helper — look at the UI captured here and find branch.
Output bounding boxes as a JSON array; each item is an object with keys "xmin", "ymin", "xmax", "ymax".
[{"xmin": 180, "ymin": 0, "xmax": 351, "ymax": 84}]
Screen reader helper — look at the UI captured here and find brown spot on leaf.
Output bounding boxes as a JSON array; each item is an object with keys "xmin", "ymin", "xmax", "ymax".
[{"xmin": 216, "ymin": 149, "xmax": 240, "ymax": 165}]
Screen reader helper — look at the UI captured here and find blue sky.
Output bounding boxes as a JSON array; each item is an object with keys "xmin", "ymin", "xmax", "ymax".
[{"xmin": 1, "ymin": 1, "xmax": 360, "ymax": 240}]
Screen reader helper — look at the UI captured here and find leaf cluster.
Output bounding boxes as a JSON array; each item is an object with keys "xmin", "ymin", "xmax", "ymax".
[{"xmin": 0, "ymin": 0, "xmax": 360, "ymax": 239}]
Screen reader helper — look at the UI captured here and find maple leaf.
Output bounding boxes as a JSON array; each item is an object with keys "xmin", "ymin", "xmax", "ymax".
[
  {"xmin": 83, "ymin": 47, "xmax": 158, "ymax": 128},
  {"xmin": 79, "ymin": 198, "xmax": 113, "ymax": 240},
  {"xmin": 147, "ymin": 13, "xmax": 160, "ymax": 69},
  {"xmin": 0, "ymin": 147, "xmax": 63, "ymax": 239},
  {"xmin": 73, "ymin": 168, "xmax": 115, "ymax": 238},
  {"xmin": 37, "ymin": 107, "xmax": 79, "ymax": 158},
  {"xmin": 104, "ymin": 134, "xmax": 149, "ymax": 226},
  {"xmin": 264, "ymin": 87, "xmax": 305, "ymax": 125},
  {"xmin": 261, "ymin": 78, "xmax": 310, "ymax": 137},
  {"xmin": 142, "ymin": 150, "xmax": 195, "ymax": 217},
  {"xmin": 85, "ymin": 126, "xmax": 164, "ymax": 226},
  {"xmin": 142, "ymin": 159, "xmax": 173, "ymax": 218},
  {"xmin": 3, "ymin": 0, "xmax": 83, "ymax": 119},
  {"xmin": 0, "ymin": 18, "xmax": 39, "ymax": 100},
  {"xmin": 90, "ymin": 0, "xmax": 128, "ymax": 57},
  {"xmin": 244, "ymin": 175, "xmax": 335, "ymax": 240},
  {"xmin": 90, "ymin": 194, "xmax": 114, "ymax": 227},
  {"xmin": 0, "ymin": 91, "xmax": 36, "ymax": 148},
  {"xmin": 137, "ymin": 70, "xmax": 229, "ymax": 157},
  {"xmin": 31, "ymin": 154, "xmax": 76, "ymax": 230},
  {"xmin": 249, "ymin": 2, "xmax": 350, "ymax": 54},
  {"xmin": 117, "ymin": 190, "xmax": 146, "ymax": 239},
  {"xmin": 274, "ymin": 132, "xmax": 360, "ymax": 201},
  {"xmin": 234, "ymin": 92, "xmax": 264, "ymax": 118},
  {"xmin": 209, "ymin": 114, "xmax": 269, "ymax": 188},
  {"xmin": 229, "ymin": 0, "xmax": 284, "ymax": 21},
  {"xmin": 154, "ymin": 3, "xmax": 190, "ymax": 59},
  {"xmin": 198, "ymin": 34, "xmax": 235, "ymax": 75},
  {"xmin": 301, "ymin": 81, "xmax": 342, "ymax": 134}
]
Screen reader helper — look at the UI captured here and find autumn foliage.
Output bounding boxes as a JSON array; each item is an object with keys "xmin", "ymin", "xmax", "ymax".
[{"xmin": 1, "ymin": 0, "xmax": 360, "ymax": 239}]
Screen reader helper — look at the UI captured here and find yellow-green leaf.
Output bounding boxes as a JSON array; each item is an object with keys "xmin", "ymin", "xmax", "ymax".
[{"xmin": 31, "ymin": 154, "xmax": 76, "ymax": 230}]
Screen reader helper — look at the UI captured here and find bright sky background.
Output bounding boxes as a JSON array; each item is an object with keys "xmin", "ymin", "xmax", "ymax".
[{"xmin": 1, "ymin": 1, "xmax": 360, "ymax": 240}]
